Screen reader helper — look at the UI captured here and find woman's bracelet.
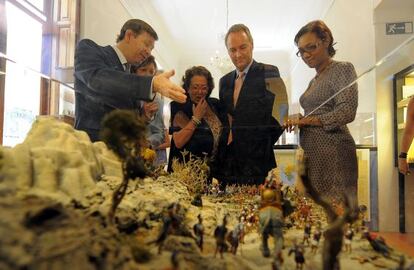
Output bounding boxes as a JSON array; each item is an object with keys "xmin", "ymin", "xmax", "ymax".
[{"xmin": 191, "ymin": 116, "xmax": 201, "ymax": 126}]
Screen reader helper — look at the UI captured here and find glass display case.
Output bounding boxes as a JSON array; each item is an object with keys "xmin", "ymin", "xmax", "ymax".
[{"xmin": 1, "ymin": 0, "xmax": 414, "ymax": 268}]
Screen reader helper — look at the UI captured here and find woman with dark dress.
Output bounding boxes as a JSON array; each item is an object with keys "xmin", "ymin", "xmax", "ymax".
[
  {"xmin": 285, "ymin": 20, "xmax": 358, "ymax": 203},
  {"xmin": 168, "ymin": 66, "xmax": 224, "ymax": 176}
]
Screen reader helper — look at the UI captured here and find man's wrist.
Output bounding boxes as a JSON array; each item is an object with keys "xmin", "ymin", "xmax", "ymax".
[{"xmin": 399, "ymin": 152, "xmax": 408, "ymax": 159}]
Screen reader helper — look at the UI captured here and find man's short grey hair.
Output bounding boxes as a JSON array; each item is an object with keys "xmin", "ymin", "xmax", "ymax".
[{"xmin": 224, "ymin": 24, "xmax": 254, "ymax": 47}]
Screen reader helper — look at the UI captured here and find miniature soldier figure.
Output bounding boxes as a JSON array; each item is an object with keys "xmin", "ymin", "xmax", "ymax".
[
  {"xmin": 311, "ymin": 222, "xmax": 322, "ymax": 254},
  {"xmin": 259, "ymin": 177, "xmax": 284, "ymax": 258},
  {"xmin": 344, "ymin": 223, "xmax": 354, "ymax": 253},
  {"xmin": 289, "ymin": 239, "xmax": 305, "ymax": 270},
  {"xmin": 241, "ymin": 206, "xmax": 249, "ymax": 221},
  {"xmin": 149, "ymin": 202, "xmax": 192, "ymax": 254},
  {"xmin": 191, "ymin": 193, "xmax": 203, "ymax": 207},
  {"xmin": 363, "ymin": 232, "xmax": 393, "ymax": 257},
  {"xmin": 151, "ymin": 203, "xmax": 181, "ymax": 254},
  {"xmin": 299, "ymin": 198, "xmax": 312, "ymax": 223},
  {"xmin": 228, "ymin": 216, "xmax": 245, "ymax": 255},
  {"xmin": 214, "ymin": 215, "xmax": 229, "ymax": 259},
  {"xmin": 303, "ymin": 221, "xmax": 312, "ymax": 246},
  {"xmin": 193, "ymin": 214, "xmax": 204, "ymax": 252},
  {"xmin": 272, "ymin": 251, "xmax": 284, "ymax": 270},
  {"xmin": 237, "ymin": 216, "xmax": 246, "ymax": 244},
  {"xmin": 357, "ymin": 204, "xmax": 369, "ymax": 235}
]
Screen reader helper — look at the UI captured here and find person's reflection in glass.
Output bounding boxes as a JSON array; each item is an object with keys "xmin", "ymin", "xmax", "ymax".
[
  {"xmin": 217, "ymin": 24, "xmax": 286, "ymax": 188},
  {"xmin": 285, "ymin": 20, "xmax": 359, "ymax": 203},
  {"xmin": 132, "ymin": 56, "xmax": 169, "ymax": 166},
  {"xmin": 398, "ymin": 97, "xmax": 414, "ymax": 175},
  {"xmin": 168, "ymin": 66, "xmax": 223, "ymax": 182}
]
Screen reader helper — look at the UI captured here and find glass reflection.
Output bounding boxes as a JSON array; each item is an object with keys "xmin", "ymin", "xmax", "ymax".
[{"xmin": 0, "ymin": 0, "xmax": 413, "ymax": 234}]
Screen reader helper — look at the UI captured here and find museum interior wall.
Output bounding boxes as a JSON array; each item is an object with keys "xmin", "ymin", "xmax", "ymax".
[
  {"xmin": 81, "ymin": 0, "xmax": 181, "ymax": 84},
  {"xmin": 374, "ymin": 0, "xmax": 414, "ymax": 232}
]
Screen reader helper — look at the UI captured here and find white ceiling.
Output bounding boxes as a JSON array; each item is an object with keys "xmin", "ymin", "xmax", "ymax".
[{"xmin": 144, "ymin": 0, "xmax": 334, "ymax": 77}]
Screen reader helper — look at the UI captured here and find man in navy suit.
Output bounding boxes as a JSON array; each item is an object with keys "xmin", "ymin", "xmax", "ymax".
[
  {"xmin": 74, "ymin": 19, "xmax": 186, "ymax": 141},
  {"xmin": 217, "ymin": 24, "xmax": 288, "ymax": 186}
]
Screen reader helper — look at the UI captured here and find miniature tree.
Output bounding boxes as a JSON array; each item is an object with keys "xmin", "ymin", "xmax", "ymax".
[
  {"xmin": 298, "ymin": 156, "xmax": 358, "ymax": 270},
  {"xmin": 170, "ymin": 150, "xmax": 209, "ymax": 196},
  {"xmin": 100, "ymin": 109, "xmax": 148, "ymax": 224}
]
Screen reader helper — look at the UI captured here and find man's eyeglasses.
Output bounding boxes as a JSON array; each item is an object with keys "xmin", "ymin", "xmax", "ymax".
[{"xmin": 296, "ymin": 41, "xmax": 322, "ymax": 57}]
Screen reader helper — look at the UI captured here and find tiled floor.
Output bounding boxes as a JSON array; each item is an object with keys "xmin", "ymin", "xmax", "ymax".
[{"xmin": 375, "ymin": 232, "xmax": 414, "ymax": 257}]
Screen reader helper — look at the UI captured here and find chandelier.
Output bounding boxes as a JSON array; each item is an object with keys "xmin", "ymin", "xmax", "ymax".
[
  {"xmin": 209, "ymin": 0, "xmax": 233, "ymax": 75},
  {"xmin": 210, "ymin": 50, "xmax": 233, "ymax": 74}
]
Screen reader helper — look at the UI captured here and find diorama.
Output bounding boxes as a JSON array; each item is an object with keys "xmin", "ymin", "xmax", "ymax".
[{"xmin": 0, "ymin": 110, "xmax": 412, "ymax": 270}]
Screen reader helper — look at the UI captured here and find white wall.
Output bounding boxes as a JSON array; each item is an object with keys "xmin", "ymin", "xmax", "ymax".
[
  {"xmin": 80, "ymin": 0, "xmax": 182, "ymax": 84},
  {"xmin": 374, "ymin": 0, "xmax": 414, "ymax": 232},
  {"xmin": 120, "ymin": 0, "xmax": 181, "ymax": 82},
  {"xmin": 288, "ymin": 0, "xmax": 376, "ymax": 116},
  {"xmin": 80, "ymin": 0, "xmax": 130, "ymax": 45}
]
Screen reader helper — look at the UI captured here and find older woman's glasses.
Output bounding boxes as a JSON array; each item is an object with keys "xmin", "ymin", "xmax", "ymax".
[{"xmin": 296, "ymin": 41, "xmax": 322, "ymax": 57}]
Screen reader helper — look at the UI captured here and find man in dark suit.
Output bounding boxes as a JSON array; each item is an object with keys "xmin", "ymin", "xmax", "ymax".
[
  {"xmin": 74, "ymin": 19, "xmax": 186, "ymax": 141},
  {"xmin": 217, "ymin": 24, "xmax": 288, "ymax": 186}
]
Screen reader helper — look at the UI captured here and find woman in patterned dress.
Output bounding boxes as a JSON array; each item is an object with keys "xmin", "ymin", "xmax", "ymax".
[
  {"xmin": 168, "ymin": 66, "xmax": 224, "ymax": 177},
  {"xmin": 286, "ymin": 20, "xmax": 358, "ymax": 203}
]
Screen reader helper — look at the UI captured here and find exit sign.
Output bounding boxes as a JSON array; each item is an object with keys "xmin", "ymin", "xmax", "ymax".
[{"xmin": 386, "ymin": 22, "xmax": 413, "ymax": 35}]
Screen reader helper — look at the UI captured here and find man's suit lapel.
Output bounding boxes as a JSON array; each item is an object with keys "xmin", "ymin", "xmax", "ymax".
[
  {"xmin": 104, "ymin": 46, "xmax": 125, "ymax": 72},
  {"xmin": 225, "ymin": 70, "xmax": 237, "ymax": 114}
]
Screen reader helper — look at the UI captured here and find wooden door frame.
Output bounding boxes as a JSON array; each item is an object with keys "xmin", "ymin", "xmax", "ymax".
[{"xmin": 0, "ymin": 0, "xmax": 6, "ymax": 145}]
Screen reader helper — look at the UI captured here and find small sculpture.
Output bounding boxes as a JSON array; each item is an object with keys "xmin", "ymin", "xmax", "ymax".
[
  {"xmin": 214, "ymin": 215, "xmax": 229, "ymax": 259},
  {"xmin": 303, "ymin": 221, "xmax": 312, "ymax": 246},
  {"xmin": 100, "ymin": 110, "xmax": 148, "ymax": 224},
  {"xmin": 227, "ymin": 216, "xmax": 245, "ymax": 255},
  {"xmin": 344, "ymin": 223, "xmax": 354, "ymax": 253},
  {"xmin": 363, "ymin": 232, "xmax": 393, "ymax": 257},
  {"xmin": 311, "ymin": 222, "xmax": 322, "ymax": 254},
  {"xmin": 392, "ymin": 255, "xmax": 414, "ymax": 270},
  {"xmin": 191, "ymin": 193, "xmax": 203, "ymax": 207},
  {"xmin": 288, "ymin": 239, "xmax": 305, "ymax": 270},
  {"xmin": 271, "ymin": 251, "xmax": 284, "ymax": 270},
  {"xmin": 258, "ymin": 176, "xmax": 284, "ymax": 259},
  {"xmin": 149, "ymin": 202, "xmax": 192, "ymax": 254},
  {"xmin": 298, "ymin": 199, "xmax": 312, "ymax": 226},
  {"xmin": 357, "ymin": 204, "xmax": 368, "ymax": 236},
  {"xmin": 193, "ymin": 214, "xmax": 204, "ymax": 252}
]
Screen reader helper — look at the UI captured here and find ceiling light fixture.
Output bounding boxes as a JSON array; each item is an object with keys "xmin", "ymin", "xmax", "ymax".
[{"xmin": 209, "ymin": 0, "xmax": 233, "ymax": 75}]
